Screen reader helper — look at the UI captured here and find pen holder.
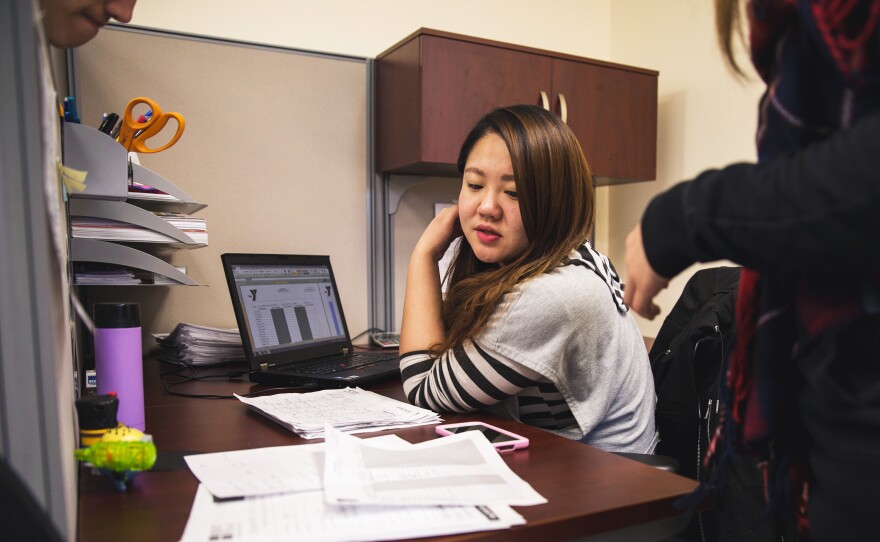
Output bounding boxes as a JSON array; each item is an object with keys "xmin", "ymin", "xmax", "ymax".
[{"xmin": 63, "ymin": 123, "xmax": 129, "ymax": 200}]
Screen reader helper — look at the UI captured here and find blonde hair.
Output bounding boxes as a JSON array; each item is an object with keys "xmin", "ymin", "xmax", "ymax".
[{"xmin": 715, "ymin": 0, "xmax": 748, "ymax": 76}]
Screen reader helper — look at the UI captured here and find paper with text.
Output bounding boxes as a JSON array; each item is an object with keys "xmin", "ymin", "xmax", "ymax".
[
  {"xmin": 179, "ymin": 484, "xmax": 525, "ymax": 542},
  {"xmin": 184, "ymin": 435, "xmax": 410, "ymax": 500},
  {"xmin": 235, "ymin": 387, "xmax": 441, "ymax": 439},
  {"xmin": 323, "ymin": 425, "xmax": 547, "ymax": 507}
]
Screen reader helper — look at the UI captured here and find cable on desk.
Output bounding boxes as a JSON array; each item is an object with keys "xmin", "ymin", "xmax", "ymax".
[
  {"xmin": 158, "ymin": 363, "xmax": 316, "ymax": 399},
  {"xmin": 350, "ymin": 327, "xmax": 382, "ymax": 341},
  {"xmin": 350, "ymin": 327, "xmax": 393, "ymax": 350}
]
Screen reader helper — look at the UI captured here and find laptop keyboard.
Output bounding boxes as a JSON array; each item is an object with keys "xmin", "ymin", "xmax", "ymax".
[{"xmin": 282, "ymin": 352, "xmax": 397, "ymax": 376}]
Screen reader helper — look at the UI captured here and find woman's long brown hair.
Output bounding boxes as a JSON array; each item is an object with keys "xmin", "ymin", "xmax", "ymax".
[{"xmin": 432, "ymin": 105, "xmax": 594, "ymax": 355}]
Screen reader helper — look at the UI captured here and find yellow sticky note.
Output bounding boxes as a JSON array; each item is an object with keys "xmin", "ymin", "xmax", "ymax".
[{"xmin": 58, "ymin": 162, "xmax": 88, "ymax": 193}]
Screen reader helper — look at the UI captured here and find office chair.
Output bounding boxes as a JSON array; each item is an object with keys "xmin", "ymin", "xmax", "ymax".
[
  {"xmin": 650, "ymin": 267, "xmax": 740, "ymax": 482},
  {"xmin": 610, "ymin": 268, "xmax": 739, "ymax": 472}
]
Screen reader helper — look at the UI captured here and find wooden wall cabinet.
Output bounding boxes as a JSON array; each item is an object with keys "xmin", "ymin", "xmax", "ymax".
[{"xmin": 376, "ymin": 28, "xmax": 658, "ymax": 184}]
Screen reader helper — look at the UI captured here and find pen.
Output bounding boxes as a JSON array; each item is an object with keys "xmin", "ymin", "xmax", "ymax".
[
  {"xmin": 98, "ymin": 112, "xmax": 119, "ymax": 135},
  {"xmin": 121, "ymin": 109, "xmax": 155, "ymax": 141},
  {"xmin": 63, "ymin": 96, "xmax": 80, "ymax": 123},
  {"xmin": 133, "ymin": 110, "xmax": 153, "ymax": 139}
]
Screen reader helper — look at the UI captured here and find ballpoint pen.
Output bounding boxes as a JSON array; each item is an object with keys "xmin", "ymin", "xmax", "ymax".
[
  {"xmin": 99, "ymin": 112, "xmax": 119, "ymax": 135},
  {"xmin": 63, "ymin": 96, "xmax": 80, "ymax": 123}
]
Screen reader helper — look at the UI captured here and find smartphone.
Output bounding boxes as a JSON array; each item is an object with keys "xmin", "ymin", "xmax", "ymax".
[{"xmin": 435, "ymin": 421, "xmax": 529, "ymax": 453}]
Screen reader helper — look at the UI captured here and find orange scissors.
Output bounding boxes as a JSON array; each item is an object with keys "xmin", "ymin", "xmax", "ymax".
[{"xmin": 117, "ymin": 96, "xmax": 185, "ymax": 153}]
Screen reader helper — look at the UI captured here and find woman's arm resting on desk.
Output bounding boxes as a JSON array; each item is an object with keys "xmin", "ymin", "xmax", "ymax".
[
  {"xmin": 399, "ymin": 205, "xmax": 462, "ymax": 353},
  {"xmin": 400, "ymin": 344, "xmax": 543, "ymax": 412}
]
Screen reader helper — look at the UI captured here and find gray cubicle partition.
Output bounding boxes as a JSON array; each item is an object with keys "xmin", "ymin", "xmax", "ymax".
[
  {"xmin": 0, "ymin": 0, "xmax": 77, "ymax": 538},
  {"xmin": 72, "ymin": 26, "xmax": 378, "ymax": 347}
]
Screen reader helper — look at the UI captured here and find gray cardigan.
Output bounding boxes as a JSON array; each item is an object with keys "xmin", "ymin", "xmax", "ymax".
[{"xmin": 479, "ymin": 247, "xmax": 658, "ymax": 452}]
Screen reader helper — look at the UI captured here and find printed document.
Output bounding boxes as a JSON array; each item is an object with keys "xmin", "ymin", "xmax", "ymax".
[
  {"xmin": 323, "ymin": 425, "xmax": 546, "ymax": 507},
  {"xmin": 184, "ymin": 443, "xmax": 325, "ymax": 499},
  {"xmin": 184, "ymin": 435, "xmax": 411, "ymax": 500},
  {"xmin": 180, "ymin": 411, "xmax": 544, "ymax": 539},
  {"xmin": 235, "ymin": 387, "xmax": 441, "ymax": 439},
  {"xmin": 179, "ymin": 484, "xmax": 525, "ymax": 542}
]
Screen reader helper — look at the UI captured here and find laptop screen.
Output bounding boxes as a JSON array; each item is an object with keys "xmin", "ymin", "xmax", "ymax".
[{"xmin": 227, "ymin": 262, "xmax": 348, "ymax": 358}]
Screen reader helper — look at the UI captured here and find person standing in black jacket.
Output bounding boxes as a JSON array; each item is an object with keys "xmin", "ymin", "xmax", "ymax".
[{"xmin": 623, "ymin": 0, "xmax": 880, "ymax": 540}]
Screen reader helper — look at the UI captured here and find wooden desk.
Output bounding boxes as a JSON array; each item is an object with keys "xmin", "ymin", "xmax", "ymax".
[{"xmin": 77, "ymin": 359, "xmax": 698, "ymax": 541}]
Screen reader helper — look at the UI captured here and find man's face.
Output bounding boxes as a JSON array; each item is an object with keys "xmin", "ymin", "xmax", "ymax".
[{"xmin": 40, "ymin": 0, "xmax": 136, "ymax": 48}]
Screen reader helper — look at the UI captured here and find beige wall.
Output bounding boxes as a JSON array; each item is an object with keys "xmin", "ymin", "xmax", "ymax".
[
  {"xmin": 127, "ymin": 0, "xmax": 617, "ymax": 334},
  {"xmin": 76, "ymin": 30, "xmax": 371, "ymax": 345},
  {"xmin": 126, "ymin": 0, "xmax": 765, "ymax": 337},
  {"xmin": 607, "ymin": 1, "xmax": 763, "ymax": 336},
  {"xmin": 128, "ymin": 0, "xmax": 612, "ymax": 59}
]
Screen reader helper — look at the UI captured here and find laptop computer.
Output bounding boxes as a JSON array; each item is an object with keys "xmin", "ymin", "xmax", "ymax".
[{"xmin": 220, "ymin": 253, "xmax": 400, "ymax": 388}]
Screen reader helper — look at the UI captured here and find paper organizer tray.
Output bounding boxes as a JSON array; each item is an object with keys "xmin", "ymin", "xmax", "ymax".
[
  {"xmin": 69, "ymin": 199, "xmax": 205, "ymax": 247},
  {"xmin": 70, "ymin": 238, "xmax": 198, "ymax": 285},
  {"xmin": 63, "ymin": 122, "xmax": 128, "ymax": 200},
  {"xmin": 63, "ymin": 122, "xmax": 204, "ymax": 213}
]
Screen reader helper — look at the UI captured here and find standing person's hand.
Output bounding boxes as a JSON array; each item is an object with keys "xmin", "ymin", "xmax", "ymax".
[{"xmin": 623, "ymin": 225, "xmax": 669, "ymax": 320}]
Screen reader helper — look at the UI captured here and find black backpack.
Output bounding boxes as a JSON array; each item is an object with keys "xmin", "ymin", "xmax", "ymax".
[
  {"xmin": 649, "ymin": 266, "xmax": 740, "ymax": 541},
  {"xmin": 650, "ymin": 267, "xmax": 740, "ymax": 478},
  {"xmin": 651, "ymin": 267, "xmax": 802, "ymax": 542}
]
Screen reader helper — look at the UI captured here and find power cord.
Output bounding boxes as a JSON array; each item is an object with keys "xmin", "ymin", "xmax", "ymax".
[
  {"xmin": 158, "ymin": 364, "xmax": 316, "ymax": 399},
  {"xmin": 350, "ymin": 327, "xmax": 382, "ymax": 341},
  {"xmin": 350, "ymin": 327, "xmax": 396, "ymax": 350}
]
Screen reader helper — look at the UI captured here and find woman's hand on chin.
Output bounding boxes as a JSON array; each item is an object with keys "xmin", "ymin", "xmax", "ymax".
[{"xmin": 414, "ymin": 205, "xmax": 462, "ymax": 262}]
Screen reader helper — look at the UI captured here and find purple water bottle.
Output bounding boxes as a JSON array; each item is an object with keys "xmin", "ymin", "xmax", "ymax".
[{"xmin": 93, "ymin": 303, "xmax": 144, "ymax": 431}]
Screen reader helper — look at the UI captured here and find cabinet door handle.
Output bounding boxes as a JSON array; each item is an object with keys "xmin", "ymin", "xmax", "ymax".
[
  {"xmin": 558, "ymin": 93, "xmax": 568, "ymax": 124},
  {"xmin": 540, "ymin": 91, "xmax": 550, "ymax": 111}
]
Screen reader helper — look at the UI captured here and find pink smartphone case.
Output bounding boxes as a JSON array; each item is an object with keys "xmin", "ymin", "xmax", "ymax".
[{"xmin": 435, "ymin": 421, "xmax": 530, "ymax": 452}]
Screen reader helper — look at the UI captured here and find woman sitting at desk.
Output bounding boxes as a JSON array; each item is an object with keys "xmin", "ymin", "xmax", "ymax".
[{"xmin": 399, "ymin": 105, "xmax": 657, "ymax": 452}]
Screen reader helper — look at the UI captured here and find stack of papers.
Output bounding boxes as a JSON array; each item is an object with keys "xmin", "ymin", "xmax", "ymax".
[
  {"xmin": 180, "ymin": 425, "xmax": 545, "ymax": 541},
  {"xmin": 70, "ymin": 214, "xmax": 207, "ymax": 245},
  {"xmin": 151, "ymin": 266, "xmax": 190, "ymax": 285},
  {"xmin": 126, "ymin": 182, "xmax": 207, "ymax": 215},
  {"xmin": 74, "ymin": 267, "xmax": 141, "ymax": 285},
  {"xmin": 236, "ymin": 387, "xmax": 442, "ymax": 439},
  {"xmin": 153, "ymin": 322, "xmax": 245, "ymax": 367},
  {"xmin": 128, "ymin": 181, "xmax": 180, "ymax": 202},
  {"xmin": 157, "ymin": 213, "xmax": 208, "ymax": 245},
  {"xmin": 74, "ymin": 265, "xmax": 190, "ymax": 285}
]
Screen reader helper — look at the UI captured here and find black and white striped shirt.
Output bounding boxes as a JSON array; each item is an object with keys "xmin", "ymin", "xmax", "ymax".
[
  {"xmin": 400, "ymin": 342, "xmax": 577, "ymax": 430},
  {"xmin": 400, "ymin": 243, "xmax": 628, "ymax": 433}
]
